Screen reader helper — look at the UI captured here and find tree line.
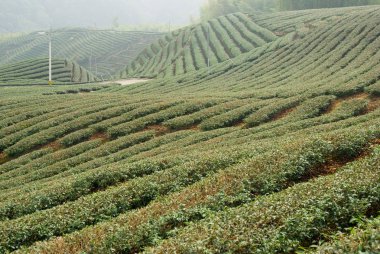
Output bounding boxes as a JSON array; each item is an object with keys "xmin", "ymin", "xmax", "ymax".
[{"xmin": 201, "ymin": 0, "xmax": 380, "ymax": 20}]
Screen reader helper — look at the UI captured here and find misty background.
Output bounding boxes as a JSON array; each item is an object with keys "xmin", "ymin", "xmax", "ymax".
[
  {"xmin": 2, "ymin": 0, "xmax": 380, "ymax": 34},
  {"xmin": 0, "ymin": 0, "xmax": 206, "ymax": 33}
]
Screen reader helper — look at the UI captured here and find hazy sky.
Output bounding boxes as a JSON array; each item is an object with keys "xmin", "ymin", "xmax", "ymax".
[
  {"xmin": 44, "ymin": 0, "xmax": 207, "ymax": 26},
  {"xmin": 0, "ymin": 0, "xmax": 207, "ymax": 33}
]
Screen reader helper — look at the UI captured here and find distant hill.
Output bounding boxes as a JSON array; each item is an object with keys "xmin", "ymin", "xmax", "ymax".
[
  {"xmin": 0, "ymin": 29, "xmax": 162, "ymax": 79},
  {"xmin": 121, "ymin": 13, "xmax": 278, "ymax": 78},
  {"xmin": 121, "ymin": 5, "xmax": 380, "ymax": 97},
  {"xmin": 0, "ymin": 58, "xmax": 97, "ymax": 85},
  {"xmin": 122, "ymin": 5, "xmax": 377, "ymax": 79}
]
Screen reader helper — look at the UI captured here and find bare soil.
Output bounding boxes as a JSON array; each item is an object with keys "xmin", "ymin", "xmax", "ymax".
[
  {"xmin": 325, "ymin": 92, "xmax": 369, "ymax": 114},
  {"xmin": 0, "ymin": 152, "xmax": 8, "ymax": 165},
  {"xmin": 272, "ymin": 107, "xmax": 296, "ymax": 121},
  {"xmin": 103, "ymin": 79, "xmax": 151, "ymax": 86},
  {"xmin": 233, "ymin": 120, "xmax": 247, "ymax": 128},
  {"xmin": 145, "ymin": 125, "xmax": 170, "ymax": 136},
  {"xmin": 89, "ymin": 132, "xmax": 109, "ymax": 142},
  {"xmin": 299, "ymin": 138, "xmax": 380, "ymax": 182},
  {"xmin": 367, "ymin": 96, "xmax": 380, "ymax": 112},
  {"xmin": 43, "ymin": 140, "xmax": 62, "ymax": 151}
]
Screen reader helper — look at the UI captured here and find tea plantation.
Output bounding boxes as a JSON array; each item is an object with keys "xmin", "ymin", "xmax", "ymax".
[
  {"xmin": 0, "ymin": 5, "xmax": 379, "ymax": 254},
  {"xmin": 121, "ymin": 12, "xmax": 278, "ymax": 78},
  {"xmin": 0, "ymin": 29, "xmax": 162, "ymax": 79},
  {"xmin": 0, "ymin": 58, "xmax": 97, "ymax": 85}
]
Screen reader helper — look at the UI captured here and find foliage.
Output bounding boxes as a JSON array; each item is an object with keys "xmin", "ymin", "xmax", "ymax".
[
  {"xmin": 0, "ymin": 5, "xmax": 379, "ymax": 254},
  {"xmin": 0, "ymin": 58, "xmax": 96, "ymax": 85},
  {"xmin": 0, "ymin": 29, "xmax": 162, "ymax": 79},
  {"xmin": 121, "ymin": 13, "xmax": 277, "ymax": 78},
  {"xmin": 312, "ymin": 215, "xmax": 380, "ymax": 253}
]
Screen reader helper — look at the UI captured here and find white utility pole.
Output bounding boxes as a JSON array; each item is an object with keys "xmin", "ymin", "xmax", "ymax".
[
  {"xmin": 207, "ymin": 23, "xmax": 210, "ymax": 73},
  {"xmin": 39, "ymin": 30, "xmax": 53, "ymax": 85},
  {"xmin": 49, "ymin": 32, "xmax": 52, "ymax": 84}
]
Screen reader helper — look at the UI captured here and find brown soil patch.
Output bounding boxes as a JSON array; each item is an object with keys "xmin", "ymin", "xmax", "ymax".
[
  {"xmin": 325, "ymin": 93, "xmax": 370, "ymax": 114},
  {"xmin": 324, "ymin": 99, "xmax": 341, "ymax": 114},
  {"xmin": 369, "ymin": 138, "xmax": 380, "ymax": 148},
  {"xmin": 272, "ymin": 107, "xmax": 296, "ymax": 121},
  {"xmin": 186, "ymin": 124, "xmax": 200, "ymax": 131},
  {"xmin": 42, "ymin": 140, "xmax": 62, "ymax": 151},
  {"xmin": 233, "ymin": 120, "xmax": 247, "ymax": 128},
  {"xmin": 0, "ymin": 153, "xmax": 9, "ymax": 165},
  {"xmin": 317, "ymin": 159, "xmax": 352, "ymax": 177},
  {"xmin": 175, "ymin": 124, "xmax": 200, "ymax": 131},
  {"xmin": 367, "ymin": 96, "xmax": 380, "ymax": 112},
  {"xmin": 89, "ymin": 132, "xmax": 109, "ymax": 142},
  {"xmin": 145, "ymin": 125, "xmax": 169, "ymax": 136},
  {"xmin": 3, "ymin": 140, "xmax": 63, "ymax": 163},
  {"xmin": 299, "ymin": 156, "xmax": 352, "ymax": 182},
  {"xmin": 140, "ymin": 123, "xmax": 199, "ymax": 137},
  {"xmin": 347, "ymin": 92, "xmax": 369, "ymax": 100},
  {"xmin": 301, "ymin": 138, "xmax": 380, "ymax": 181}
]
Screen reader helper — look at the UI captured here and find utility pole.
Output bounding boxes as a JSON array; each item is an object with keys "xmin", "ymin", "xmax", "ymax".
[
  {"xmin": 95, "ymin": 56, "xmax": 98, "ymax": 77},
  {"xmin": 36, "ymin": 28, "xmax": 124, "ymax": 84},
  {"xmin": 6, "ymin": 50, "xmax": 9, "ymax": 64},
  {"xmin": 39, "ymin": 30, "xmax": 53, "ymax": 85},
  {"xmin": 48, "ymin": 30, "xmax": 52, "ymax": 85},
  {"xmin": 89, "ymin": 47, "xmax": 92, "ymax": 74},
  {"xmin": 207, "ymin": 23, "xmax": 210, "ymax": 74}
]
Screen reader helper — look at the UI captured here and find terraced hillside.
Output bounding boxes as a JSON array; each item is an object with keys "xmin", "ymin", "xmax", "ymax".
[
  {"xmin": 0, "ymin": 29, "xmax": 162, "ymax": 79},
  {"xmin": 0, "ymin": 5, "xmax": 379, "ymax": 254},
  {"xmin": 121, "ymin": 12, "xmax": 278, "ymax": 78},
  {"xmin": 121, "ymin": 6, "xmax": 377, "ymax": 79},
  {"xmin": 122, "ymin": 5, "xmax": 380, "ymax": 97},
  {"xmin": 0, "ymin": 58, "xmax": 97, "ymax": 85}
]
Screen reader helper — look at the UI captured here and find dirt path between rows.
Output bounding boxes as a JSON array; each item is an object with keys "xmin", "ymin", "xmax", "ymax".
[{"xmin": 102, "ymin": 79, "xmax": 151, "ymax": 86}]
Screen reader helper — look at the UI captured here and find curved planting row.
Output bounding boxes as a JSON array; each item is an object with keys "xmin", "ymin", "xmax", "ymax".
[
  {"xmin": 118, "ymin": 7, "xmax": 380, "ymax": 101},
  {"xmin": 0, "ymin": 90, "xmax": 378, "ymax": 253},
  {"xmin": 0, "ymin": 5, "xmax": 378, "ymax": 254},
  {"xmin": 0, "ymin": 58, "xmax": 97, "ymax": 85},
  {"xmin": 0, "ymin": 29, "xmax": 162, "ymax": 78},
  {"xmin": 121, "ymin": 13, "xmax": 278, "ymax": 78},
  {"xmin": 8, "ymin": 125, "xmax": 380, "ymax": 254}
]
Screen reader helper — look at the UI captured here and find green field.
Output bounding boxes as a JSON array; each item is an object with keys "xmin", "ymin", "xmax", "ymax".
[
  {"xmin": 0, "ymin": 29, "xmax": 162, "ymax": 79},
  {"xmin": 0, "ymin": 5, "xmax": 379, "ymax": 254},
  {"xmin": 121, "ymin": 5, "xmax": 377, "ymax": 79},
  {"xmin": 0, "ymin": 58, "xmax": 97, "ymax": 85},
  {"xmin": 121, "ymin": 12, "xmax": 278, "ymax": 78}
]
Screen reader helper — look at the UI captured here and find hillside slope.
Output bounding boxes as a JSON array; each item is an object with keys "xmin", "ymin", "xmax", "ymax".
[
  {"xmin": 121, "ymin": 12, "xmax": 278, "ymax": 78},
  {"xmin": 0, "ymin": 29, "xmax": 162, "ymax": 79},
  {"xmin": 121, "ymin": 5, "xmax": 378, "ymax": 79},
  {"xmin": 0, "ymin": 58, "xmax": 97, "ymax": 85},
  {"xmin": 0, "ymin": 5, "xmax": 379, "ymax": 254},
  {"xmin": 121, "ymin": 6, "xmax": 380, "ymax": 98}
]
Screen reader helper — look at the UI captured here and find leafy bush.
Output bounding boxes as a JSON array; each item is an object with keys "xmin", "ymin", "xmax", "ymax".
[
  {"xmin": 313, "ymin": 216, "xmax": 380, "ymax": 254},
  {"xmin": 148, "ymin": 147, "xmax": 380, "ymax": 253}
]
